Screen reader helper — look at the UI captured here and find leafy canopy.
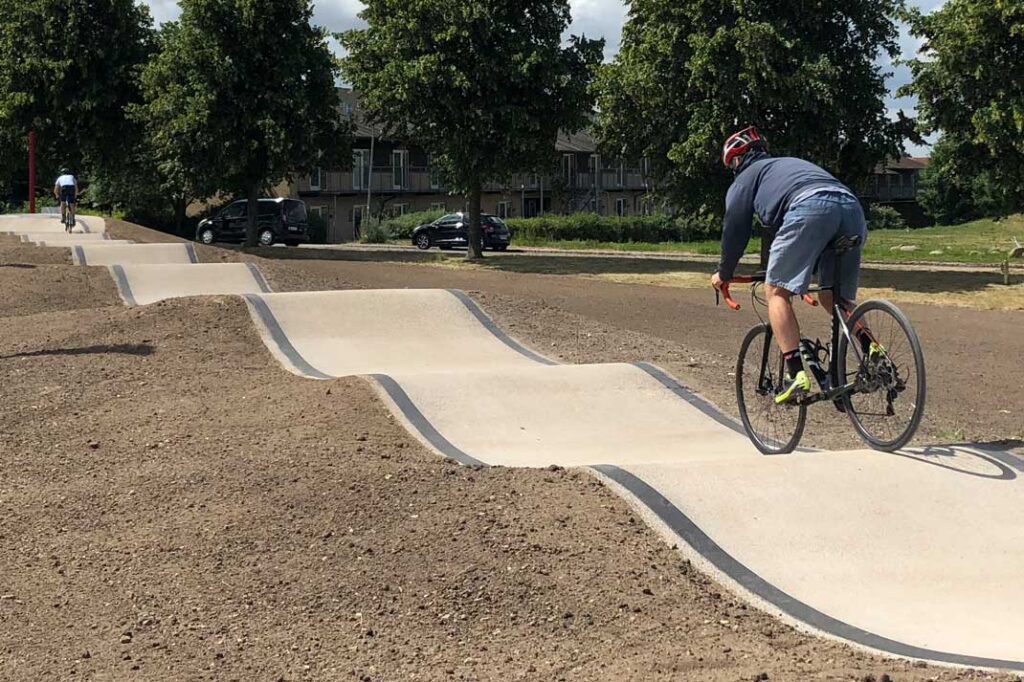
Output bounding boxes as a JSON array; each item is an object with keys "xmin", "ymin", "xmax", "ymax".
[
  {"xmin": 901, "ymin": 0, "xmax": 1024, "ymax": 219},
  {"xmin": 137, "ymin": 0, "xmax": 350, "ymax": 217},
  {"xmin": 0, "ymin": 0, "xmax": 153, "ymax": 186},
  {"xmin": 595, "ymin": 0, "xmax": 910, "ymax": 215},
  {"xmin": 340, "ymin": 0, "xmax": 604, "ymax": 195}
]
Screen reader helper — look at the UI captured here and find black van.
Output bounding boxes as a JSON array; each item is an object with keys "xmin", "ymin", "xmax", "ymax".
[{"xmin": 195, "ymin": 198, "xmax": 310, "ymax": 247}]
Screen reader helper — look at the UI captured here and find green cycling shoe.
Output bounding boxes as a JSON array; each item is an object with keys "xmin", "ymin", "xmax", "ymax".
[{"xmin": 775, "ymin": 370, "xmax": 811, "ymax": 405}]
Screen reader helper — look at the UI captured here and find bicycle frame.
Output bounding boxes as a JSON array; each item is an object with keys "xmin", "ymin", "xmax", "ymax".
[{"xmin": 719, "ymin": 244, "xmax": 874, "ymax": 406}]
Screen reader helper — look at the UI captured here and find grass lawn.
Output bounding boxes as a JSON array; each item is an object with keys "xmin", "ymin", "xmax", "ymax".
[{"xmin": 511, "ymin": 214, "xmax": 1024, "ymax": 265}]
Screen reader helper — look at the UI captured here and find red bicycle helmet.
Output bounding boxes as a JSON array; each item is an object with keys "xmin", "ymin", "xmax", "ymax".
[{"xmin": 722, "ymin": 126, "xmax": 766, "ymax": 170}]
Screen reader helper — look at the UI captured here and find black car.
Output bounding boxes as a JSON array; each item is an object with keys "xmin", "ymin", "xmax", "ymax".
[
  {"xmin": 196, "ymin": 198, "xmax": 310, "ymax": 247},
  {"xmin": 411, "ymin": 212, "xmax": 511, "ymax": 251}
]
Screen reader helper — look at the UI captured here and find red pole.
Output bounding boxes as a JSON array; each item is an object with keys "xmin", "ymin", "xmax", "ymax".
[{"xmin": 28, "ymin": 130, "xmax": 36, "ymax": 214}]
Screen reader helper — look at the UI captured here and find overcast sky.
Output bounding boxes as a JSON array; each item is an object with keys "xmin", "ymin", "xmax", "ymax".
[{"xmin": 143, "ymin": 0, "xmax": 946, "ymax": 155}]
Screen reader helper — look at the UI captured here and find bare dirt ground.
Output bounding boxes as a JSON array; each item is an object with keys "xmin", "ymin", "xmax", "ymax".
[{"xmin": 0, "ymin": 222, "xmax": 1020, "ymax": 680}]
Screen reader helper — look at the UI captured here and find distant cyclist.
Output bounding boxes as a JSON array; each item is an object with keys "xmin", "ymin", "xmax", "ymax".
[
  {"xmin": 53, "ymin": 167, "xmax": 78, "ymax": 232},
  {"xmin": 710, "ymin": 127, "xmax": 868, "ymax": 405}
]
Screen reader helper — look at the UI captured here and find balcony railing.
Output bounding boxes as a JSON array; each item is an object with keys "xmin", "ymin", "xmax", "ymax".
[{"xmin": 298, "ymin": 166, "xmax": 652, "ymax": 194}]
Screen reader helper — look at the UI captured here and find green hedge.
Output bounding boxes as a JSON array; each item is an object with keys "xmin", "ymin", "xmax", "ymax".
[
  {"xmin": 379, "ymin": 210, "xmax": 445, "ymax": 240},
  {"xmin": 377, "ymin": 209, "xmax": 724, "ymax": 244},
  {"xmin": 506, "ymin": 212, "xmax": 720, "ymax": 244}
]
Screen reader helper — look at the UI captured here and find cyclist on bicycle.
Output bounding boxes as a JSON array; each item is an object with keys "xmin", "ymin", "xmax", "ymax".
[
  {"xmin": 710, "ymin": 127, "xmax": 868, "ymax": 405},
  {"xmin": 53, "ymin": 167, "xmax": 78, "ymax": 231}
]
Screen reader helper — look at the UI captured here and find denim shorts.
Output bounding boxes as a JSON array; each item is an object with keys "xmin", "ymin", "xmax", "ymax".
[{"xmin": 766, "ymin": 191, "xmax": 867, "ymax": 300}]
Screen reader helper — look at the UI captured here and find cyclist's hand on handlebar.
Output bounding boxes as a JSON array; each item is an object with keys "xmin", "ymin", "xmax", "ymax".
[{"xmin": 711, "ymin": 271, "xmax": 725, "ymax": 292}]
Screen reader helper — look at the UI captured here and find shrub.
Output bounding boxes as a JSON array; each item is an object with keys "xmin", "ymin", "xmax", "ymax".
[
  {"xmin": 866, "ymin": 204, "xmax": 907, "ymax": 231},
  {"xmin": 380, "ymin": 210, "xmax": 445, "ymax": 240},
  {"xmin": 505, "ymin": 211, "xmax": 720, "ymax": 244},
  {"xmin": 361, "ymin": 221, "xmax": 391, "ymax": 244}
]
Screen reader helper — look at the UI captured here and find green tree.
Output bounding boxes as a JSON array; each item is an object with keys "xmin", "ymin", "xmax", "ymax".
[
  {"xmin": 595, "ymin": 0, "xmax": 911, "ymax": 217},
  {"xmin": 138, "ymin": 0, "xmax": 350, "ymax": 246},
  {"xmin": 901, "ymin": 0, "xmax": 1024, "ymax": 218},
  {"xmin": 0, "ymin": 0, "xmax": 153, "ymax": 199},
  {"xmin": 917, "ymin": 134, "xmax": 1018, "ymax": 225},
  {"xmin": 341, "ymin": 0, "xmax": 603, "ymax": 259}
]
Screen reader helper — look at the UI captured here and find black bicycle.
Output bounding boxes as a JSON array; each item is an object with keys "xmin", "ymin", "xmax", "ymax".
[
  {"xmin": 62, "ymin": 203, "xmax": 76, "ymax": 233},
  {"xmin": 718, "ymin": 235, "xmax": 926, "ymax": 454}
]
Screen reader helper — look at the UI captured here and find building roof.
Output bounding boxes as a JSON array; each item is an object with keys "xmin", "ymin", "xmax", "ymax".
[
  {"xmin": 875, "ymin": 156, "xmax": 930, "ymax": 173},
  {"xmin": 339, "ymin": 88, "xmax": 601, "ymax": 153}
]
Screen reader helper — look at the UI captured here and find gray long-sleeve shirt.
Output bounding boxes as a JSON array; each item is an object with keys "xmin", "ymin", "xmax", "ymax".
[{"xmin": 717, "ymin": 153, "xmax": 850, "ymax": 280}]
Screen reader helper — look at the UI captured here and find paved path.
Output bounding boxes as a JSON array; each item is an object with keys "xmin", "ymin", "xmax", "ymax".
[{"xmin": 6, "ymin": 213, "xmax": 1024, "ymax": 671}]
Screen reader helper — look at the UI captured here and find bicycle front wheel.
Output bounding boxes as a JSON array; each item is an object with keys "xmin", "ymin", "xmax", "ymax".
[
  {"xmin": 736, "ymin": 324, "xmax": 806, "ymax": 454},
  {"xmin": 839, "ymin": 300, "xmax": 926, "ymax": 452}
]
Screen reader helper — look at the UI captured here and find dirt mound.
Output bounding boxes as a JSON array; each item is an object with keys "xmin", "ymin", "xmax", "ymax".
[{"xmin": 0, "ymin": 259, "xmax": 1013, "ymax": 679}]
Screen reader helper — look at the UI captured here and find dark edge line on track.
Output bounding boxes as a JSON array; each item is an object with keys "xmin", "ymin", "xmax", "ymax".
[
  {"xmin": 73, "ymin": 245, "xmax": 86, "ymax": 266},
  {"xmin": 246, "ymin": 263, "xmax": 274, "ymax": 293},
  {"xmin": 592, "ymin": 464, "xmax": 1024, "ymax": 672},
  {"xmin": 368, "ymin": 373, "xmax": 486, "ymax": 467},
  {"xmin": 187, "ymin": 244, "xmax": 199, "ymax": 264},
  {"xmin": 633, "ymin": 362, "xmax": 747, "ymax": 437},
  {"xmin": 108, "ymin": 265, "xmax": 138, "ymax": 307},
  {"xmin": 446, "ymin": 289, "xmax": 557, "ymax": 365},
  {"xmin": 242, "ymin": 294, "xmax": 332, "ymax": 380}
]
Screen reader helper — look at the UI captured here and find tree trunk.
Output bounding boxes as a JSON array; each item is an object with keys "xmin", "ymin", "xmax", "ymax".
[
  {"xmin": 466, "ymin": 181, "xmax": 484, "ymax": 260},
  {"xmin": 173, "ymin": 196, "xmax": 187, "ymax": 236},
  {"xmin": 245, "ymin": 182, "xmax": 260, "ymax": 247}
]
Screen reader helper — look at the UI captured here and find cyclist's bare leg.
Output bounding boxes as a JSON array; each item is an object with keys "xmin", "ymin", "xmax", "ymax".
[{"xmin": 765, "ymin": 283, "xmax": 801, "ymax": 354}]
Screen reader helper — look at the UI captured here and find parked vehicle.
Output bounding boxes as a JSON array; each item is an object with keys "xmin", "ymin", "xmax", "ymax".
[
  {"xmin": 411, "ymin": 213, "xmax": 511, "ymax": 251},
  {"xmin": 195, "ymin": 198, "xmax": 309, "ymax": 247}
]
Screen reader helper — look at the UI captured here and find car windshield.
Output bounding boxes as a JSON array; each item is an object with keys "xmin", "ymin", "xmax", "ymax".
[
  {"xmin": 221, "ymin": 202, "xmax": 245, "ymax": 218},
  {"xmin": 486, "ymin": 216, "xmax": 508, "ymax": 230},
  {"xmin": 283, "ymin": 201, "xmax": 307, "ymax": 222}
]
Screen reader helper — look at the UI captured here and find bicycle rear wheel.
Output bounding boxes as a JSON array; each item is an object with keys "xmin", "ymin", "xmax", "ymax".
[
  {"xmin": 736, "ymin": 324, "xmax": 806, "ymax": 454},
  {"xmin": 839, "ymin": 299, "xmax": 926, "ymax": 451}
]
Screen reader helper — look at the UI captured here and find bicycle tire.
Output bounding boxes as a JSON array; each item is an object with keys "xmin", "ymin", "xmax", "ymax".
[
  {"xmin": 838, "ymin": 299, "xmax": 926, "ymax": 452},
  {"xmin": 736, "ymin": 324, "xmax": 806, "ymax": 454}
]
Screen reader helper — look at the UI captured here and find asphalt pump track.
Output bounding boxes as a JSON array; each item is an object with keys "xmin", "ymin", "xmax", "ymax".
[{"xmin": 6, "ymin": 214, "xmax": 1024, "ymax": 671}]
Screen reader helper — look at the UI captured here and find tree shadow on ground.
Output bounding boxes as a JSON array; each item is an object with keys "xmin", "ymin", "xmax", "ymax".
[
  {"xmin": 0, "ymin": 343, "xmax": 154, "ymax": 360},
  {"xmin": 253, "ymin": 246, "xmax": 1020, "ymax": 296}
]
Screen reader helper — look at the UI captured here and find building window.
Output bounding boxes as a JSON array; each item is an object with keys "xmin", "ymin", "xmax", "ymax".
[
  {"xmin": 589, "ymin": 154, "xmax": 600, "ymax": 187},
  {"xmin": 615, "ymin": 198, "xmax": 628, "ymax": 217},
  {"xmin": 430, "ymin": 202, "xmax": 446, "ymax": 212},
  {"xmin": 352, "ymin": 150, "xmax": 369, "ymax": 191},
  {"xmin": 562, "ymin": 154, "xmax": 576, "ymax": 185},
  {"xmin": 309, "ymin": 168, "xmax": 323, "ymax": 191},
  {"xmin": 428, "ymin": 154, "xmax": 442, "ymax": 190},
  {"xmin": 392, "ymin": 150, "xmax": 409, "ymax": 189},
  {"xmin": 616, "ymin": 162, "xmax": 626, "ymax": 187},
  {"xmin": 389, "ymin": 203, "xmax": 408, "ymax": 217},
  {"xmin": 496, "ymin": 201, "xmax": 511, "ymax": 219}
]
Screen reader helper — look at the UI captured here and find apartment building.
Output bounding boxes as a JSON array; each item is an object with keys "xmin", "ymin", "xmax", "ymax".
[{"xmin": 289, "ymin": 90, "xmax": 653, "ymax": 243}]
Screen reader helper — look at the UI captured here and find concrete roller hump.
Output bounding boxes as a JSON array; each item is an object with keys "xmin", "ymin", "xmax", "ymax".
[
  {"xmin": 110, "ymin": 263, "xmax": 272, "ymax": 306},
  {"xmin": 72, "ymin": 243, "xmax": 198, "ymax": 266},
  {"xmin": 247, "ymin": 289, "xmax": 550, "ymax": 377},
  {"xmin": 0, "ymin": 214, "xmax": 106, "ymax": 234},
  {"xmin": 244, "ymin": 286, "xmax": 1024, "ymax": 671}
]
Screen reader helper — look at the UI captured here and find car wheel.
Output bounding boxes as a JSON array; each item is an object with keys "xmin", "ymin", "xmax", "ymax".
[
  {"xmin": 495, "ymin": 245, "xmax": 509, "ymax": 252},
  {"xmin": 258, "ymin": 229, "xmax": 275, "ymax": 247},
  {"xmin": 414, "ymin": 233, "xmax": 431, "ymax": 250},
  {"xmin": 198, "ymin": 228, "xmax": 216, "ymax": 245}
]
